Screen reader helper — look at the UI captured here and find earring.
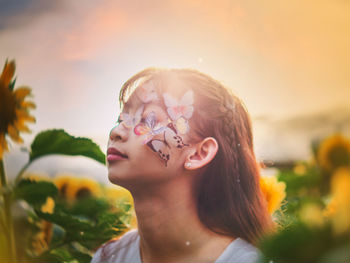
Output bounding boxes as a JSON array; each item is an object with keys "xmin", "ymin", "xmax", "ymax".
[{"xmin": 185, "ymin": 162, "xmax": 192, "ymax": 168}]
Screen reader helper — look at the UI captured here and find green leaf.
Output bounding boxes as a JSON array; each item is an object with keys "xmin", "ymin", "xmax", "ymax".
[
  {"xmin": 36, "ymin": 209, "xmax": 93, "ymax": 234},
  {"xmin": 69, "ymin": 249, "xmax": 92, "ymax": 263},
  {"xmin": 38, "ymin": 248, "xmax": 75, "ymax": 263},
  {"xmin": 319, "ymin": 243, "xmax": 350, "ymax": 263},
  {"xmin": 9, "ymin": 77, "xmax": 16, "ymax": 91},
  {"xmin": 69, "ymin": 198, "xmax": 110, "ymax": 218},
  {"xmin": 30, "ymin": 129, "xmax": 106, "ymax": 165},
  {"xmin": 258, "ymin": 221, "xmax": 332, "ymax": 263},
  {"xmin": 277, "ymin": 167, "xmax": 321, "ymax": 196},
  {"xmin": 15, "ymin": 179, "xmax": 58, "ymax": 206}
]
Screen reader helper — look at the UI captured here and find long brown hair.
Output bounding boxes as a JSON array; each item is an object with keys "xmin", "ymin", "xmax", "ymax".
[{"xmin": 119, "ymin": 68, "xmax": 274, "ymax": 245}]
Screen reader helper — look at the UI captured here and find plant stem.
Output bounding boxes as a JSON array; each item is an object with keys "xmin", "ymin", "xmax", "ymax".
[
  {"xmin": 14, "ymin": 161, "xmax": 31, "ymax": 185},
  {"xmin": 0, "ymin": 160, "xmax": 18, "ymax": 263}
]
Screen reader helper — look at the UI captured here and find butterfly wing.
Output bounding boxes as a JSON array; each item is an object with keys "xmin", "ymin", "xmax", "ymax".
[
  {"xmin": 182, "ymin": 106, "xmax": 194, "ymax": 119},
  {"xmin": 147, "ymin": 139, "xmax": 170, "ymax": 166},
  {"xmin": 179, "ymin": 90, "xmax": 194, "ymax": 119},
  {"xmin": 145, "ymin": 111, "xmax": 157, "ymax": 129},
  {"xmin": 137, "ymin": 81, "xmax": 159, "ymax": 103},
  {"xmin": 163, "ymin": 91, "xmax": 194, "ymax": 120},
  {"xmin": 164, "ymin": 123, "xmax": 189, "ymax": 148},
  {"xmin": 133, "ymin": 105, "xmax": 144, "ymax": 125},
  {"xmin": 163, "ymin": 93, "xmax": 178, "ymax": 107},
  {"xmin": 134, "ymin": 123, "xmax": 150, "ymax": 136},
  {"xmin": 175, "ymin": 117, "xmax": 190, "ymax": 134},
  {"xmin": 179, "ymin": 90, "xmax": 194, "ymax": 106}
]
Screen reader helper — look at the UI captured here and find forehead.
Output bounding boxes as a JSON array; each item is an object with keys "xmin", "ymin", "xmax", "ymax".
[
  {"xmin": 122, "ymin": 75, "xmax": 190, "ymax": 112},
  {"xmin": 123, "ymin": 91, "xmax": 164, "ymax": 112}
]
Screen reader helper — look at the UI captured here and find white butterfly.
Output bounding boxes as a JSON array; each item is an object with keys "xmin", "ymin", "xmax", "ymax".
[
  {"xmin": 146, "ymin": 123, "xmax": 189, "ymax": 167},
  {"xmin": 118, "ymin": 105, "xmax": 144, "ymax": 128},
  {"xmin": 163, "ymin": 90, "xmax": 194, "ymax": 134},
  {"xmin": 164, "ymin": 123, "xmax": 189, "ymax": 149},
  {"xmin": 134, "ymin": 111, "xmax": 167, "ymax": 144},
  {"xmin": 147, "ymin": 139, "xmax": 170, "ymax": 166},
  {"xmin": 136, "ymin": 81, "xmax": 159, "ymax": 103}
]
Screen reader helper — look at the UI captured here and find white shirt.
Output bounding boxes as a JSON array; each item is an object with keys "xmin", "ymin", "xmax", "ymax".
[{"xmin": 91, "ymin": 229, "xmax": 261, "ymax": 263}]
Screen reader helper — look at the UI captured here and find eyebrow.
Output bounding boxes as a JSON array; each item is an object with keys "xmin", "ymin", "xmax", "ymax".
[{"xmin": 123, "ymin": 97, "xmax": 166, "ymax": 112}]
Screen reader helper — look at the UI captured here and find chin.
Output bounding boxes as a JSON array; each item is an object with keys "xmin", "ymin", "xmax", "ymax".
[
  {"xmin": 108, "ymin": 171, "xmax": 126, "ymax": 185},
  {"xmin": 107, "ymin": 170, "xmax": 138, "ymax": 190}
]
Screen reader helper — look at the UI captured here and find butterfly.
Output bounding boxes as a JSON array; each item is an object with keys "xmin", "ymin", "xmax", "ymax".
[
  {"xmin": 134, "ymin": 111, "xmax": 167, "ymax": 144},
  {"xmin": 164, "ymin": 122, "xmax": 189, "ymax": 149},
  {"xmin": 146, "ymin": 123, "xmax": 189, "ymax": 167},
  {"xmin": 147, "ymin": 138, "xmax": 170, "ymax": 167},
  {"xmin": 136, "ymin": 80, "xmax": 159, "ymax": 103},
  {"xmin": 162, "ymin": 90, "xmax": 194, "ymax": 134},
  {"xmin": 118, "ymin": 105, "xmax": 144, "ymax": 128}
]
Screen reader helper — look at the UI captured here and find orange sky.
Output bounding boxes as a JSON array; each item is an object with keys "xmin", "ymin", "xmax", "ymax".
[{"xmin": 1, "ymin": 0, "xmax": 349, "ymax": 168}]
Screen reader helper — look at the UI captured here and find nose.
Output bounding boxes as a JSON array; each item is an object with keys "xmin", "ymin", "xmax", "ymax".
[{"xmin": 109, "ymin": 123, "xmax": 129, "ymax": 142}]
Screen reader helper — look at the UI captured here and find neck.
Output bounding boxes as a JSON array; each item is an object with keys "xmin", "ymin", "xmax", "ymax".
[{"xmin": 129, "ymin": 176, "xmax": 234, "ymax": 263}]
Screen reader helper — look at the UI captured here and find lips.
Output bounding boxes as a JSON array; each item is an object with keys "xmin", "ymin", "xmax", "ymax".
[{"xmin": 107, "ymin": 147, "xmax": 128, "ymax": 162}]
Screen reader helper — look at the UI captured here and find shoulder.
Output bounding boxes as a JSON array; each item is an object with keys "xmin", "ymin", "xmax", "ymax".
[
  {"xmin": 91, "ymin": 229, "xmax": 140, "ymax": 263},
  {"xmin": 216, "ymin": 237, "xmax": 262, "ymax": 263}
]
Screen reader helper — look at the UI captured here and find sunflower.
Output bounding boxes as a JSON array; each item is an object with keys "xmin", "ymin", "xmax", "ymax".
[
  {"xmin": 41, "ymin": 197, "xmax": 55, "ymax": 214},
  {"xmin": 260, "ymin": 175, "xmax": 286, "ymax": 214},
  {"xmin": 53, "ymin": 174, "xmax": 75, "ymax": 199},
  {"xmin": 31, "ymin": 220, "xmax": 53, "ymax": 255},
  {"xmin": 299, "ymin": 203, "xmax": 325, "ymax": 227},
  {"xmin": 293, "ymin": 163, "xmax": 307, "ymax": 175},
  {"xmin": 324, "ymin": 167, "xmax": 350, "ymax": 235},
  {"xmin": 24, "ymin": 173, "xmax": 51, "ymax": 182},
  {"xmin": 65, "ymin": 177, "xmax": 101, "ymax": 201},
  {"xmin": 0, "ymin": 60, "xmax": 35, "ymax": 159},
  {"xmin": 317, "ymin": 133, "xmax": 350, "ymax": 172}
]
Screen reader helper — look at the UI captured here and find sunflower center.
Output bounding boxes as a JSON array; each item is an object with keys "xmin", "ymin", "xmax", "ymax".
[
  {"xmin": 59, "ymin": 183, "xmax": 68, "ymax": 197},
  {"xmin": 75, "ymin": 187, "xmax": 92, "ymax": 199},
  {"xmin": 0, "ymin": 82, "xmax": 16, "ymax": 133},
  {"xmin": 328, "ymin": 145, "xmax": 350, "ymax": 169}
]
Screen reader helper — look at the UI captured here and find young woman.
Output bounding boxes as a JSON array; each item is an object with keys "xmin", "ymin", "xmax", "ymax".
[{"xmin": 91, "ymin": 68, "xmax": 274, "ymax": 263}]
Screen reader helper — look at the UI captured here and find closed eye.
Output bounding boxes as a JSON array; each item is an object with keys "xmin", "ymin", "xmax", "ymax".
[{"xmin": 116, "ymin": 115, "xmax": 123, "ymax": 124}]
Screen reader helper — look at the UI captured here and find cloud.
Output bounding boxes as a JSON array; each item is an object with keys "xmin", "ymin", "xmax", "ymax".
[
  {"xmin": 60, "ymin": 2, "xmax": 130, "ymax": 61},
  {"xmin": 0, "ymin": 0, "xmax": 64, "ymax": 31}
]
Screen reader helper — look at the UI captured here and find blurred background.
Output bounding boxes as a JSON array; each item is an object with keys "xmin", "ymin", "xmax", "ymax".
[{"xmin": 1, "ymin": 0, "xmax": 350, "ymax": 183}]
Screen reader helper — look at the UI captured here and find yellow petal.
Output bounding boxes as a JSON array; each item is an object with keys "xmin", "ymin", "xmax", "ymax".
[
  {"xmin": 21, "ymin": 100, "xmax": 36, "ymax": 109},
  {"xmin": 260, "ymin": 175, "xmax": 286, "ymax": 214},
  {"xmin": 13, "ymin": 119, "xmax": 31, "ymax": 133},
  {"xmin": 7, "ymin": 125, "xmax": 24, "ymax": 143},
  {"xmin": 0, "ymin": 134, "xmax": 8, "ymax": 150},
  {"xmin": 0, "ymin": 60, "xmax": 15, "ymax": 86},
  {"xmin": 16, "ymin": 109, "xmax": 36, "ymax": 123},
  {"xmin": 0, "ymin": 134, "xmax": 9, "ymax": 159},
  {"xmin": 14, "ymin": 87, "xmax": 31, "ymax": 101},
  {"xmin": 41, "ymin": 197, "xmax": 55, "ymax": 214}
]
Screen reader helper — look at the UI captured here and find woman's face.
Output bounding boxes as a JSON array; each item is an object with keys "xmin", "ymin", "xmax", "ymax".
[{"xmin": 107, "ymin": 81, "xmax": 195, "ymax": 188}]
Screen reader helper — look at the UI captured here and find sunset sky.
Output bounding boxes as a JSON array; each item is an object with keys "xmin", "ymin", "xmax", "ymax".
[{"xmin": 1, "ymin": 0, "xmax": 349, "ymax": 180}]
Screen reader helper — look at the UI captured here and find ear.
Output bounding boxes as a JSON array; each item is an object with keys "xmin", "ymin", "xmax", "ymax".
[{"xmin": 184, "ymin": 137, "xmax": 218, "ymax": 170}]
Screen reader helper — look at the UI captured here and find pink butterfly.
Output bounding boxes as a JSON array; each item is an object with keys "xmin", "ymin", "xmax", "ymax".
[
  {"xmin": 162, "ymin": 90, "xmax": 194, "ymax": 134},
  {"xmin": 119, "ymin": 105, "xmax": 144, "ymax": 128},
  {"xmin": 136, "ymin": 81, "xmax": 159, "ymax": 103},
  {"xmin": 134, "ymin": 111, "xmax": 167, "ymax": 144}
]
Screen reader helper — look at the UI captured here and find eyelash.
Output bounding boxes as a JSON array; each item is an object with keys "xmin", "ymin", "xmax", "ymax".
[
  {"xmin": 115, "ymin": 116, "xmax": 146, "ymax": 125},
  {"xmin": 116, "ymin": 116, "xmax": 123, "ymax": 124}
]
